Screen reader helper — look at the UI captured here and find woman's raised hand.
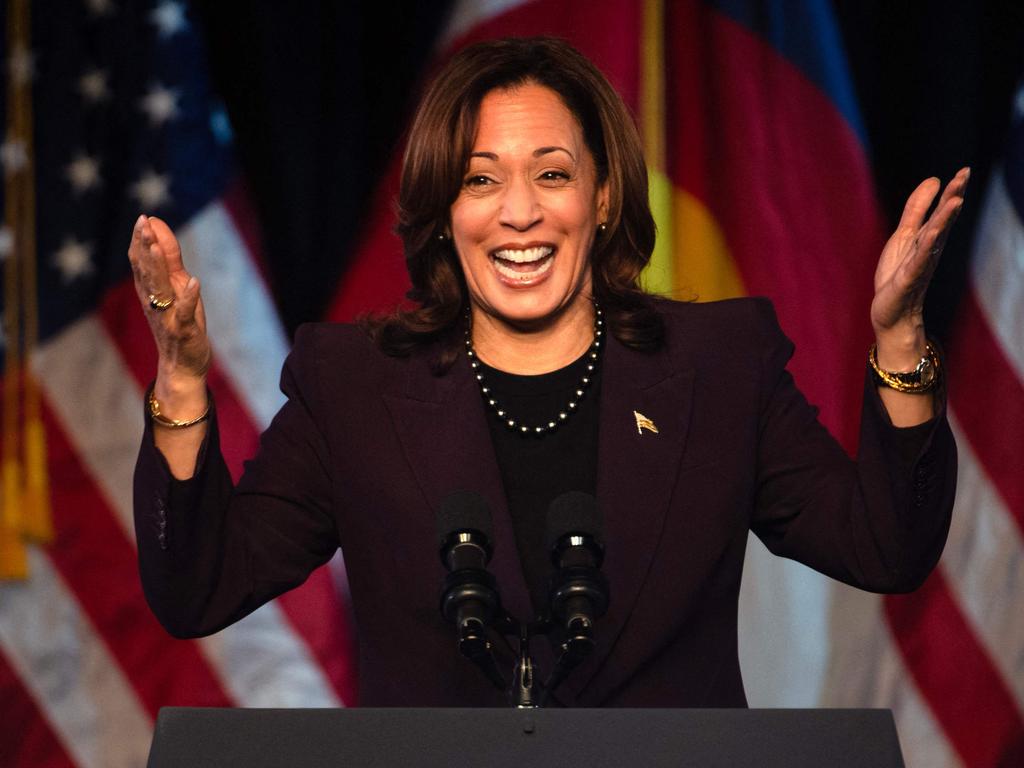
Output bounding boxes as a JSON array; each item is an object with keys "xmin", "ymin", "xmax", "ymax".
[
  {"xmin": 128, "ymin": 214, "xmax": 211, "ymax": 384},
  {"xmin": 869, "ymin": 167, "xmax": 969, "ymax": 427},
  {"xmin": 870, "ymin": 167, "xmax": 970, "ymax": 358},
  {"xmin": 128, "ymin": 215, "xmax": 211, "ymax": 476}
]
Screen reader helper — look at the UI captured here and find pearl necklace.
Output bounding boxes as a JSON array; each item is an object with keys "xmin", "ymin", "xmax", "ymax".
[{"xmin": 464, "ymin": 305, "xmax": 603, "ymax": 437}]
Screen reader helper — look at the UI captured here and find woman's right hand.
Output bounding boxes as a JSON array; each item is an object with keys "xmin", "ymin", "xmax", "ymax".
[{"xmin": 128, "ymin": 214, "xmax": 211, "ymax": 411}]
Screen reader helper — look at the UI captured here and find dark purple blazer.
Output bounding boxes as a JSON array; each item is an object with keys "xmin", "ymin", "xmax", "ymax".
[{"xmin": 134, "ymin": 297, "xmax": 956, "ymax": 707}]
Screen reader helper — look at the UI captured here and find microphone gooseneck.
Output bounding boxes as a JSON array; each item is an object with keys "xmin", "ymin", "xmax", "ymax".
[
  {"xmin": 543, "ymin": 491, "xmax": 610, "ymax": 704},
  {"xmin": 437, "ymin": 491, "xmax": 506, "ymax": 690}
]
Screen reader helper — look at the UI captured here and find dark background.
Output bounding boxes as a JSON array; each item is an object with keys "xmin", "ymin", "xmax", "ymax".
[{"xmin": 194, "ymin": 1, "xmax": 1024, "ymax": 340}]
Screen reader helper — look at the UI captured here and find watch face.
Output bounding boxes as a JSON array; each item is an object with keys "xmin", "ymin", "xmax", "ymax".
[{"xmin": 919, "ymin": 358, "xmax": 936, "ymax": 386}]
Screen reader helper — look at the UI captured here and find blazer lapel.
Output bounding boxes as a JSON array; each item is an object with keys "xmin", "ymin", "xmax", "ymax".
[
  {"xmin": 381, "ymin": 350, "xmax": 535, "ymax": 627},
  {"xmin": 568, "ymin": 332, "xmax": 695, "ymax": 702}
]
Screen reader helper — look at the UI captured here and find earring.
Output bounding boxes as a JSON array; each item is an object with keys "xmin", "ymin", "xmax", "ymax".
[
  {"xmin": 437, "ymin": 232, "xmax": 449, "ymax": 242},
  {"xmin": 598, "ymin": 222, "xmax": 607, "ymax": 233}
]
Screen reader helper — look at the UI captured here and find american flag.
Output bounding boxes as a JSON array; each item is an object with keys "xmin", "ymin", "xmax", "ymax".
[{"xmin": 1, "ymin": 2, "xmax": 355, "ymax": 765}]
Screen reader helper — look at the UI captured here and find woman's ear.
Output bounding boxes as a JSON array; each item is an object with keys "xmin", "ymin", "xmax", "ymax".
[{"xmin": 596, "ymin": 181, "xmax": 610, "ymax": 224}]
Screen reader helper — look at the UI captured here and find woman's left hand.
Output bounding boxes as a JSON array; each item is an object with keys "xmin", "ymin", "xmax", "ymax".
[{"xmin": 870, "ymin": 167, "xmax": 970, "ymax": 354}]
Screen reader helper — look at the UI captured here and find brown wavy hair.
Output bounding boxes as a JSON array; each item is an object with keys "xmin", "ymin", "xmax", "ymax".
[{"xmin": 364, "ymin": 36, "xmax": 663, "ymax": 370}]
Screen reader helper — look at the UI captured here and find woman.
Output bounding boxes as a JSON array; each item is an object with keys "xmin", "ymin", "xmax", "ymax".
[{"xmin": 130, "ymin": 37, "xmax": 965, "ymax": 707}]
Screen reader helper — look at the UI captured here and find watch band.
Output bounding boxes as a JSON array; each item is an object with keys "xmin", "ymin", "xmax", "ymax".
[{"xmin": 868, "ymin": 342, "xmax": 941, "ymax": 394}]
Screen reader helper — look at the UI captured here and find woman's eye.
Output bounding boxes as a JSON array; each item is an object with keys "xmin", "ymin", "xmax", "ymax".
[
  {"xmin": 539, "ymin": 170, "xmax": 570, "ymax": 183},
  {"xmin": 464, "ymin": 175, "xmax": 493, "ymax": 188}
]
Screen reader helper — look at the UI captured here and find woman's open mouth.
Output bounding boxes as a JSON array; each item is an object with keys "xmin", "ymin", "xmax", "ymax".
[{"xmin": 490, "ymin": 246, "xmax": 555, "ymax": 284}]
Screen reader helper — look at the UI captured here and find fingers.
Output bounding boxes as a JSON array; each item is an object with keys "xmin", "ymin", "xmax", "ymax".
[
  {"xmin": 873, "ymin": 169, "xmax": 970, "ymax": 334},
  {"xmin": 147, "ymin": 216, "xmax": 186, "ymax": 274},
  {"xmin": 896, "ymin": 167, "xmax": 971, "ymax": 234},
  {"xmin": 129, "ymin": 214, "xmax": 188, "ymax": 313},
  {"xmin": 174, "ymin": 275, "xmax": 203, "ymax": 326},
  {"xmin": 919, "ymin": 168, "xmax": 970, "ymax": 254},
  {"xmin": 934, "ymin": 166, "xmax": 970, "ymax": 212},
  {"xmin": 896, "ymin": 169, "xmax": 970, "ymax": 290},
  {"xmin": 138, "ymin": 217, "xmax": 175, "ymax": 304},
  {"xmin": 897, "ymin": 177, "xmax": 941, "ymax": 231}
]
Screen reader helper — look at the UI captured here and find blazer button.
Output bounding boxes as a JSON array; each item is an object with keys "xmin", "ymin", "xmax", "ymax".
[{"xmin": 154, "ymin": 495, "xmax": 169, "ymax": 550}]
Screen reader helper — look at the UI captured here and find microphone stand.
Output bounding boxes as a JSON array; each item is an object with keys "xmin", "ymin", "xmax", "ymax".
[
  {"xmin": 540, "ymin": 616, "xmax": 595, "ymax": 707},
  {"xmin": 510, "ymin": 622, "xmax": 538, "ymax": 708},
  {"xmin": 508, "ymin": 618, "xmax": 557, "ymax": 707}
]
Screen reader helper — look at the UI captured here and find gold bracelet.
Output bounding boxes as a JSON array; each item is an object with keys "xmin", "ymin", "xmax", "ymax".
[
  {"xmin": 148, "ymin": 388, "xmax": 210, "ymax": 428},
  {"xmin": 868, "ymin": 342, "xmax": 941, "ymax": 394}
]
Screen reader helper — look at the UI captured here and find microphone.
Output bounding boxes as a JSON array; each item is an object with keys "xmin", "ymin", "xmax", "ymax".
[
  {"xmin": 437, "ymin": 491, "xmax": 505, "ymax": 690},
  {"xmin": 543, "ymin": 492, "xmax": 609, "ymax": 702}
]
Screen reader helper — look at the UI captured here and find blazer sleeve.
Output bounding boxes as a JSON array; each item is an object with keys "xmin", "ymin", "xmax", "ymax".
[
  {"xmin": 133, "ymin": 325, "xmax": 340, "ymax": 638},
  {"xmin": 748, "ymin": 301, "xmax": 957, "ymax": 593}
]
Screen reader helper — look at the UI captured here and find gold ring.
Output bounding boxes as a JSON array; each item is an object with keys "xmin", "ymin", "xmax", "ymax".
[{"xmin": 148, "ymin": 293, "xmax": 174, "ymax": 311}]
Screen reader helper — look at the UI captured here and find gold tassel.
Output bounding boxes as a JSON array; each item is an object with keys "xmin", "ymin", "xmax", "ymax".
[
  {"xmin": 1, "ymin": 0, "xmax": 47, "ymax": 580},
  {"xmin": 0, "ymin": 526, "xmax": 29, "ymax": 580},
  {"xmin": 0, "ymin": 451, "xmax": 28, "ymax": 579},
  {"xmin": 22, "ymin": 408, "xmax": 53, "ymax": 543}
]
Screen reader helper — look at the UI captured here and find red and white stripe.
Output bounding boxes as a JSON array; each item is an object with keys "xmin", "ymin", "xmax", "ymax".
[
  {"xmin": 0, "ymin": 550, "xmax": 152, "ymax": 768},
  {"xmin": 1, "ymin": 193, "xmax": 352, "ymax": 765},
  {"xmin": 819, "ymin": 157, "xmax": 1024, "ymax": 768}
]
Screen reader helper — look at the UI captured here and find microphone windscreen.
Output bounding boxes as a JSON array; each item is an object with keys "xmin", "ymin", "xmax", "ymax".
[
  {"xmin": 437, "ymin": 490, "xmax": 494, "ymax": 546},
  {"xmin": 545, "ymin": 491, "xmax": 603, "ymax": 552}
]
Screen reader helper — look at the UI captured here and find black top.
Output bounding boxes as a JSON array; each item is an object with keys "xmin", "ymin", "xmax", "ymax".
[{"xmin": 479, "ymin": 351, "xmax": 602, "ymax": 618}]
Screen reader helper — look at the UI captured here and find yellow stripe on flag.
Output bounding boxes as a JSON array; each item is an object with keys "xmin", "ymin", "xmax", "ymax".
[
  {"xmin": 673, "ymin": 189, "xmax": 746, "ymax": 302},
  {"xmin": 638, "ymin": 0, "xmax": 742, "ymax": 302},
  {"xmin": 640, "ymin": 0, "xmax": 674, "ymax": 295},
  {"xmin": 644, "ymin": 168, "xmax": 675, "ymax": 295}
]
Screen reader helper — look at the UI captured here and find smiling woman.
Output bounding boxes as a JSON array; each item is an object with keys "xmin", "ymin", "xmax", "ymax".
[
  {"xmin": 130, "ymin": 35, "xmax": 963, "ymax": 708},
  {"xmin": 450, "ymin": 84, "xmax": 608, "ymax": 372},
  {"xmin": 370, "ymin": 36, "xmax": 662, "ymax": 374}
]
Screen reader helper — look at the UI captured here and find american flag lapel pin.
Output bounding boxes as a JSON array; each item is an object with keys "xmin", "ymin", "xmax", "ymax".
[{"xmin": 633, "ymin": 410, "xmax": 659, "ymax": 435}]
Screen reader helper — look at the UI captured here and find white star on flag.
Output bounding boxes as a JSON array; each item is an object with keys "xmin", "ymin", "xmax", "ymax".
[
  {"xmin": 52, "ymin": 237, "xmax": 95, "ymax": 283},
  {"xmin": 8, "ymin": 46, "xmax": 35, "ymax": 86},
  {"xmin": 66, "ymin": 153, "xmax": 102, "ymax": 194},
  {"xmin": 1, "ymin": 138, "xmax": 29, "ymax": 175},
  {"xmin": 139, "ymin": 83, "xmax": 181, "ymax": 126},
  {"xmin": 132, "ymin": 169, "xmax": 172, "ymax": 209},
  {"xmin": 150, "ymin": 1, "xmax": 189, "ymax": 38},
  {"xmin": 79, "ymin": 69, "xmax": 111, "ymax": 104}
]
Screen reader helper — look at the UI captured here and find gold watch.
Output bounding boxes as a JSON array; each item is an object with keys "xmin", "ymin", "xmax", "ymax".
[{"xmin": 868, "ymin": 342, "xmax": 940, "ymax": 394}]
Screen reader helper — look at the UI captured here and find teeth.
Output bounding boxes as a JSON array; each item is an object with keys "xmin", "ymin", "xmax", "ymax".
[
  {"xmin": 493, "ymin": 255, "xmax": 554, "ymax": 281},
  {"xmin": 492, "ymin": 246, "xmax": 553, "ymax": 263}
]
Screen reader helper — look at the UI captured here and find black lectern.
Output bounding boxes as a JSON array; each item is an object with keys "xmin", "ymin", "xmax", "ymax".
[{"xmin": 147, "ymin": 707, "xmax": 904, "ymax": 767}]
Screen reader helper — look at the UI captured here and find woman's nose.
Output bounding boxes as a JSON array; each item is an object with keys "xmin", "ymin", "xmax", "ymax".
[{"xmin": 498, "ymin": 176, "xmax": 542, "ymax": 230}]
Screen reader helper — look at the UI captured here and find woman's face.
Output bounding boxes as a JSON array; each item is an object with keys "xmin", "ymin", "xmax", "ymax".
[{"xmin": 450, "ymin": 83, "xmax": 608, "ymax": 332}]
